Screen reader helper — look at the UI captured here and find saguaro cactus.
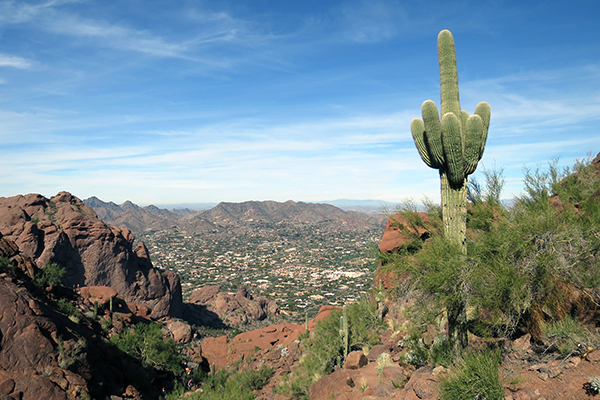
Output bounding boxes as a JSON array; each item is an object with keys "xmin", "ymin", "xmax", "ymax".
[{"xmin": 411, "ymin": 29, "xmax": 491, "ymax": 252}]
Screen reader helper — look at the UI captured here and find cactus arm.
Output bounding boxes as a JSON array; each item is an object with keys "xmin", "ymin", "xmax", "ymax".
[
  {"xmin": 441, "ymin": 112, "xmax": 465, "ymax": 188},
  {"xmin": 460, "ymin": 110, "xmax": 469, "ymax": 131},
  {"xmin": 411, "ymin": 118, "xmax": 434, "ymax": 168},
  {"xmin": 474, "ymin": 102, "xmax": 491, "ymax": 158},
  {"xmin": 438, "ymin": 30, "xmax": 461, "ymax": 117},
  {"xmin": 463, "ymin": 114, "xmax": 484, "ymax": 175},
  {"xmin": 421, "ymin": 100, "xmax": 444, "ymax": 168}
]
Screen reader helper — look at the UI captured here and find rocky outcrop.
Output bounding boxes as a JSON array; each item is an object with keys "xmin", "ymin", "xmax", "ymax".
[
  {"xmin": 186, "ymin": 284, "xmax": 279, "ymax": 327},
  {"xmin": 0, "ymin": 192, "xmax": 182, "ymax": 319},
  {"xmin": 0, "ymin": 260, "xmax": 170, "ymax": 399},
  {"xmin": 199, "ymin": 305, "xmax": 337, "ymax": 371},
  {"xmin": 378, "ymin": 213, "xmax": 431, "ymax": 254},
  {"xmin": 0, "ymin": 276, "xmax": 80, "ymax": 400}
]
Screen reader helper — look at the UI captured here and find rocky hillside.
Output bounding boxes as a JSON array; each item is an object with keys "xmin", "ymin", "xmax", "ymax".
[
  {"xmin": 0, "ymin": 192, "xmax": 182, "ymax": 319},
  {"xmin": 0, "ymin": 233, "xmax": 181, "ymax": 399},
  {"xmin": 84, "ymin": 197, "xmax": 387, "ymax": 235}
]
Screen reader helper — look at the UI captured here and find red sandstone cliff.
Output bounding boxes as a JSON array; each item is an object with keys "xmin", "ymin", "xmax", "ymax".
[{"xmin": 0, "ymin": 191, "xmax": 182, "ymax": 319}]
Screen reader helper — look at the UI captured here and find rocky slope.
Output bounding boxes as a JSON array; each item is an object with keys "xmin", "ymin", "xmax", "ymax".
[
  {"xmin": 0, "ymin": 192, "xmax": 182, "ymax": 319},
  {"xmin": 0, "ymin": 233, "xmax": 173, "ymax": 399}
]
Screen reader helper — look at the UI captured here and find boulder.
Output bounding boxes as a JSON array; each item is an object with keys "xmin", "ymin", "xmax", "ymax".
[
  {"xmin": 165, "ymin": 320, "xmax": 192, "ymax": 343},
  {"xmin": 187, "ymin": 285, "xmax": 278, "ymax": 327},
  {"xmin": 343, "ymin": 351, "xmax": 368, "ymax": 369},
  {"xmin": 78, "ymin": 286, "xmax": 118, "ymax": 307}
]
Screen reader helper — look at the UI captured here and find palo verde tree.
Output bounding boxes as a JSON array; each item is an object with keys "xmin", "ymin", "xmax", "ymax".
[
  {"xmin": 409, "ymin": 29, "xmax": 491, "ymax": 350},
  {"xmin": 411, "ymin": 29, "xmax": 491, "ymax": 253}
]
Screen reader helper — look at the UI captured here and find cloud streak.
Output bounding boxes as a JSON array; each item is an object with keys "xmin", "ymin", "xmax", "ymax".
[{"xmin": 0, "ymin": 54, "xmax": 32, "ymax": 69}]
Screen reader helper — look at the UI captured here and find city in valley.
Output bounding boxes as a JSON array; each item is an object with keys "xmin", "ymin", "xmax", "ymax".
[{"xmin": 136, "ymin": 219, "xmax": 383, "ymax": 319}]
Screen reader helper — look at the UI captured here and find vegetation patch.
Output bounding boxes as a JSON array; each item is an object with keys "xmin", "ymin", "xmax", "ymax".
[{"xmin": 439, "ymin": 349, "xmax": 504, "ymax": 400}]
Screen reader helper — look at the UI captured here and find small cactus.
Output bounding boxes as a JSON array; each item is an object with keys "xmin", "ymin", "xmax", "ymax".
[
  {"xmin": 305, "ymin": 311, "xmax": 309, "ymax": 333},
  {"xmin": 339, "ymin": 305, "xmax": 349, "ymax": 361}
]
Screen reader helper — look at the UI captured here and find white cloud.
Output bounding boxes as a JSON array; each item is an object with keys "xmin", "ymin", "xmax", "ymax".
[{"xmin": 0, "ymin": 54, "xmax": 32, "ymax": 69}]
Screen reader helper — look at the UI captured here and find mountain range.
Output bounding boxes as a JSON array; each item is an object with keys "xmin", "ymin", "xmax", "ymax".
[{"xmin": 83, "ymin": 197, "xmax": 388, "ymax": 235}]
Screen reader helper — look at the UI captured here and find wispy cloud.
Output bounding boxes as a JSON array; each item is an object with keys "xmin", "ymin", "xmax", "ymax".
[
  {"xmin": 460, "ymin": 65, "xmax": 600, "ymax": 136},
  {"xmin": 340, "ymin": 0, "xmax": 408, "ymax": 43},
  {"xmin": 0, "ymin": 53, "xmax": 32, "ymax": 69},
  {"xmin": 0, "ymin": 1, "xmax": 239, "ymax": 63}
]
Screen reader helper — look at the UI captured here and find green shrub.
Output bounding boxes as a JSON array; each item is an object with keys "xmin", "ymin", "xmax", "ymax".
[
  {"xmin": 167, "ymin": 366, "xmax": 274, "ymax": 400},
  {"xmin": 274, "ymin": 298, "xmax": 385, "ymax": 399},
  {"xmin": 109, "ymin": 321, "xmax": 184, "ymax": 375},
  {"xmin": 56, "ymin": 297, "xmax": 76, "ymax": 315},
  {"xmin": 440, "ymin": 349, "xmax": 504, "ymax": 400},
  {"xmin": 382, "ymin": 155, "xmax": 600, "ymax": 342},
  {"xmin": 588, "ymin": 376, "xmax": 600, "ymax": 394},
  {"xmin": 34, "ymin": 262, "xmax": 66, "ymax": 288},
  {"xmin": 542, "ymin": 316, "xmax": 599, "ymax": 357},
  {"xmin": 0, "ymin": 257, "xmax": 16, "ymax": 275},
  {"xmin": 400, "ymin": 333, "xmax": 454, "ymax": 368}
]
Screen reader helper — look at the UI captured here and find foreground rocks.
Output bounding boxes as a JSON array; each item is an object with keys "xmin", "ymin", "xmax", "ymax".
[
  {"xmin": 0, "ymin": 192, "xmax": 182, "ymax": 319},
  {"xmin": 0, "ymin": 269, "xmax": 168, "ymax": 399}
]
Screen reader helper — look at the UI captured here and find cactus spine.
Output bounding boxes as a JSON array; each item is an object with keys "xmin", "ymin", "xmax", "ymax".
[{"xmin": 411, "ymin": 29, "xmax": 490, "ymax": 253}]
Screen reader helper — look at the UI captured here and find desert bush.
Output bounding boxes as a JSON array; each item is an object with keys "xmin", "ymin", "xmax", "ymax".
[
  {"xmin": 383, "ymin": 155, "xmax": 600, "ymax": 343},
  {"xmin": 542, "ymin": 316, "xmax": 600, "ymax": 357},
  {"xmin": 34, "ymin": 262, "xmax": 66, "ymax": 288},
  {"xmin": 109, "ymin": 321, "xmax": 184, "ymax": 375},
  {"xmin": 167, "ymin": 365, "xmax": 273, "ymax": 400},
  {"xmin": 440, "ymin": 349, "xmax": 504, "ymax": 400},
  {"xmin": 274, "ymin": 297, "xmax": 385, "ymax": 399},
  {"xmin": 0, "ymin": 257, "xmax": 16, "ymax": 275},
  {"xmin": 400, "ymin": 332, "xmax": 454, "ymax": 368}
]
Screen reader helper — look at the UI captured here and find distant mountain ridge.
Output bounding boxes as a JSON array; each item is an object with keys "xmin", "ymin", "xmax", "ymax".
[
  {"xmin": 83, "ymin": 196, "xmax": 197, "ymax": 233},
  {"xmin": 83, "ymin": 197, "xmax": 387, "ymax": 235}
]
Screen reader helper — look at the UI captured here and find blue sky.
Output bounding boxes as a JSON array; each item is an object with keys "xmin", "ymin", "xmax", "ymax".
[{"xmin": 0, "ymin": 0, "xmax": 598, "ymax": 206}]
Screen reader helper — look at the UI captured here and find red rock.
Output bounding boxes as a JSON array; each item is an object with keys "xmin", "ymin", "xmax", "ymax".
[
  {"xmin": 378, "ymin": 213, "xmax": 430, "ymax": 254},
  {"xmin": 189, "ymin": 285, "xmax": 221, "ymax": 304},
  {"xmin": 165, "ymin": 320, "xmax": 192, "ymax": 343},
  {"xmin": 381, "ymin": 364, "xmax": 407, "ymax": 384},
  {"xmin": 399, "ymin": 366, "xmax": 438, "ymax": 399},
  {"xmin": 187, "ymin": 285, "xmax": 278, "ymax": 327},
  {"xmin": 0, "ymin": 379, "xmax": 15, "ymax": 395},
  {"xmin": 587, "ymin": 349, "xmax": 600, "ymax": 363},
  {"xmin": 0, "ymin": 192, "xmax": 182, "ymax": 319},
  {"xmin": 201, "ymin": 336, "xmax": 230, "ymax": 370},
  {"xmin": 344, "ymin": 351, "xmax": 368, "ymax": 369},
  {"xmin": 126, "ymin": 302, "xmax": 151, "ymax": 318},
  {"xmin": 78, "ymin": 286, "xmax": 118, "ymax": 307}
]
